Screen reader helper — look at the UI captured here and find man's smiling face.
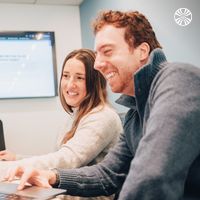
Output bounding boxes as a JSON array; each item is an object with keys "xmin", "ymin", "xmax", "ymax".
[{"xmin": 94, "ymin": 25, "xmax": 142, "ymax": 96}]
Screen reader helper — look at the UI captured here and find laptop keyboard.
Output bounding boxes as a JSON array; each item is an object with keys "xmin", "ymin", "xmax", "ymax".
[{"xmin": 0, "ymin": 192, "xmax": 35, "ymax": 200}]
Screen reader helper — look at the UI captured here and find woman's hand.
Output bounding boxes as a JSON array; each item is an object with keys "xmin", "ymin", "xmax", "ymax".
[
  {"xmin": 0, "ymin": 150, "xmax": 16, "ymax": 161},
  {"xmin": 4, "ymin": 166, "xmax": 57, "ymax": 190}
]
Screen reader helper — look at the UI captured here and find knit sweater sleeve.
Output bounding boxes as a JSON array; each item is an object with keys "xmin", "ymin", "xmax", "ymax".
[
  {"xmin": 14, "ymin": 105, "xmax": 122, "ymax": 170},
  {"xmin": 57, "ymin": 132, "xmax": 132, "ymax": 197}
]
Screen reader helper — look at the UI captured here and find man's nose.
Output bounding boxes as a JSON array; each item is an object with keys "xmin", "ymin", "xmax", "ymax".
[{"xmin": 94, "ymin": 58, "xmax": 106, "ymax": 71}]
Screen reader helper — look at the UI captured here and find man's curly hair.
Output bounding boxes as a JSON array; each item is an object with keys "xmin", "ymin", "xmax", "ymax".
[{"xmin": 92, "ymin": 10, "xmax": 162, "ymax": 53}]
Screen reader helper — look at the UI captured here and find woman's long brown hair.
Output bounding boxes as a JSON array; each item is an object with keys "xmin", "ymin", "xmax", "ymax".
[{"xmin": 59, "ymin": 49, "xmax": 107, "ymax": 144}]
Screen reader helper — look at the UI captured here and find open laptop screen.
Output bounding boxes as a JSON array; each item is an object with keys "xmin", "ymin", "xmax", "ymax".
[{"xmin": 0, "ymin": 120, "xmax": 6, "ymax": 151}]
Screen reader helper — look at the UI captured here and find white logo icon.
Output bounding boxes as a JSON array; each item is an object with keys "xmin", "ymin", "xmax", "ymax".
[{"xmin": 174, "ymin": 8, "xmax": 192, "ymax": 26}]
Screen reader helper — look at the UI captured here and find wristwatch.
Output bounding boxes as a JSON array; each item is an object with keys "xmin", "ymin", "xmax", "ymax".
[{"xmin": 50, "ymin": 168, "xmax": 60, "ymax": 187}]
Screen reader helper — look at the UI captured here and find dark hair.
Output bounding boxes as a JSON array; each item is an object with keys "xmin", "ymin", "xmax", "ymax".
[
  {"xmin": 92, "ymin": 10, "xmax": 162, "ymax": 53},
  {"xmin": 59, "ymin": 49, "xmax": 107, "ymax": 143}
]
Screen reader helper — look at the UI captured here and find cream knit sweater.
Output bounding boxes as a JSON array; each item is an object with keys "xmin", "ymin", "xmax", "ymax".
[{"xmin": 14, "ymin": 104, "xmax": 123, "ymax": 170}]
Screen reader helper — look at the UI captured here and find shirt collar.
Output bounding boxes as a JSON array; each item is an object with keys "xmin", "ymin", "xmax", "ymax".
[{"xmin": 116, "ymin": 48, "xmax": 167, "ymax": 109}]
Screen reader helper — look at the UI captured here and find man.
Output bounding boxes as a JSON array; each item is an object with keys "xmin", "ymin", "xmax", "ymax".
[{"xmin": 6, "ymin": 10, "xmax": 200, "ymax": 200}]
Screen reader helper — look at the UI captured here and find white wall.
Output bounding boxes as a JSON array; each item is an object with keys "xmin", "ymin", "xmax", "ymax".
[{"xmin": 0, "ymin": 3, "xmax": 82, "ymax": 155}]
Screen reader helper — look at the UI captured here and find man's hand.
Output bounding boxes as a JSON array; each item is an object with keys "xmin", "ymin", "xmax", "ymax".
[{"xmin": 4, "ymin": 166, "xmax": 57, "ymax": 190}]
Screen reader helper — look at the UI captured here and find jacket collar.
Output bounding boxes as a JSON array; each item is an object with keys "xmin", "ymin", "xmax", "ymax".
[{"xmin": 116, "ymin": 48, "xmax": 167, "ymax": 112}]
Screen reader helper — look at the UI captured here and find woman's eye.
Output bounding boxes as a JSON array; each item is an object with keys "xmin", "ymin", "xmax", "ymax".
[
  {"xmin": 63, "ymin": 74, "xmax": 69, "ymax": 79},
  {"xmin": 77, "ymin": 76, "xmax": 85, "ymax": 80}
]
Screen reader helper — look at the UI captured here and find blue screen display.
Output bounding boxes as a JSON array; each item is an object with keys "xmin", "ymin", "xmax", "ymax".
[{"xmin": 0, "ymin": 31, "xmax": 57, "ymax": 99}]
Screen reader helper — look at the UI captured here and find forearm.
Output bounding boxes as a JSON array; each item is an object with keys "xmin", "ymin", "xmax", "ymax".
[
  {"xmin": 56, "ymin": 133, "xmax": 132, "ymax": 197},
  {"xmin": 15, "ymin": 150, "xmax": 73, "ymax": 169},
  {"xmin": 15, "ymin": 154, "xmax": 31, "ymax": 160}
]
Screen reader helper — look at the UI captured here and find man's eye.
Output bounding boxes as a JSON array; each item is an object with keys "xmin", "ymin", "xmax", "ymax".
[{"xmin": 104, "ymin": 49, "xmax": 112, "ymax": 56}]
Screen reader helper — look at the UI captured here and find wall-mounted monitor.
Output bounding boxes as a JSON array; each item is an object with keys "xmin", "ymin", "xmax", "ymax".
[{"xmin": 0, "ymin": 31, "xmax": 57, "ymax": 99}]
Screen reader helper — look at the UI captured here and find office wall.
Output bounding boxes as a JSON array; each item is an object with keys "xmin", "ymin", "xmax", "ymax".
[
  {"xmin": 80, "ymin": 0, "xmax": 200, "ymax": 113},
  {"xmin": 0, "ymin": 3, "xmax": 82, "ymax": 155}
]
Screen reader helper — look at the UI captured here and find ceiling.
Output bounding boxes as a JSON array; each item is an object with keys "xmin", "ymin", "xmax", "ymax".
[{"xmin": 0, "ymin": 0, "xmax": 84, "ymax": 5}]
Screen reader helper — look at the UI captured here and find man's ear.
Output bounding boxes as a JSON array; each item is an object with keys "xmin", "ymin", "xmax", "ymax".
[{"xmin": 138, "ymin": 42, "xmax": 150, "ymax": 62}]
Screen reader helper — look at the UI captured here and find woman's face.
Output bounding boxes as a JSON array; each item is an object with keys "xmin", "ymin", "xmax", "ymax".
[{"xmin": 61, "ymin": 58, "xmax": 87, "ymax": 108}]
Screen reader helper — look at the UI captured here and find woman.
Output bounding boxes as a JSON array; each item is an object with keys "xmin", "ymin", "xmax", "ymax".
[{"xmin": 0, "ymin": 49, "xmax": 122, "ymax": 174}]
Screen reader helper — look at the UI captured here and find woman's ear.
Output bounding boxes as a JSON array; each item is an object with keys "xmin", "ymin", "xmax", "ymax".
[{"xmin": 138, "ymin": 42, "xmax": 150, "ymax": 62}]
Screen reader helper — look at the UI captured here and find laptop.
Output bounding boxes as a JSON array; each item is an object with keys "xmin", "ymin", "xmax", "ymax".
[
  {"xmin": 0, "ymin": 182, "xmax": 66, "ymax": 199},
  {"xmin": 0, "ymin": 120, "xmax": 6, "ymax": 151},
  {"xmin": 0, "ymin": 120, "xmax": 66, "ymax": 199}
]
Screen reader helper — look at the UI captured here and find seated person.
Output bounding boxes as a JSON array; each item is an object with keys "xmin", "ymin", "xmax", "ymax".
[{"xmin": 0, "ymin": 49, "xmax": 123, "ymax": 200}]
